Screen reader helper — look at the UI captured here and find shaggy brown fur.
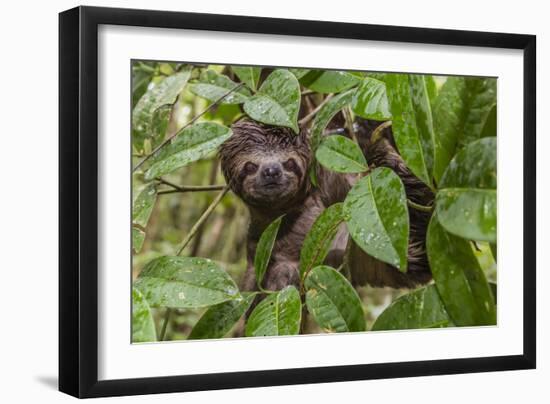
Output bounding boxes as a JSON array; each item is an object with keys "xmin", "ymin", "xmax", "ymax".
[{"xmin": 219, "ymin": 118, "xmax": 433, "ymax": 292}]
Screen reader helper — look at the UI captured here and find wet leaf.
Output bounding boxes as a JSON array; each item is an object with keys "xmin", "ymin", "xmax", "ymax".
[
  {"xmin": 427, "ymin": 215, "xmax": 496, "ymax": 326},
  {"xmin": 343, "ymin": 167, "xmax": 409, "ymax": 271},
  {"xmin": 134, "ymin": 256, "xmax": 240, "ymax": 309},
  {"xmin": 315, "ymin": 135, "xmax": 368, "ymax": 173},
  {"xmin": 436, "ymin": 137, "xmax": 496, "ymax": 242},
  {"xmin": 385, "ymin": 74, "xmax": 435, "ymax": 187},
  {"xmin": 132, "ymin": 227, "xmax": 146, "ymax": 253},
  {"xmin": 132, "ymin": 287, "xmax": 157, "ymax": 342},
  {"xmin": 305, "ymin": 266, "xmax": 365, "ymax": 332},
  {"xmin": 424, "ymin": 75, "xmax": 438, "ymax": 109},
  {"xmin": 300, "ymin": 70, "xmax": 360, "ymax": 94},
  {"xmin": 300, "ymin": 203, "xmax": 345, "ymax": 278},
  {"xmin": 132, "ymin": 66, "xmax": 193, "ymax": 151},
  {"xmin": 244, "ymin": 69, "xmax": 301, "ymax": 133},
  {"xmin": 144, "ymin": 122, "xmax": 232, "ymax": 180},
  {"xmin": 289, "ymin": 68, "xmax": 310, "ymax": 79},
  {"xmin": 245, "ymin": 286, "xmax": 302, "ymax": 337},
  {"xmin": 351, "ymin": 77, "xmax": 391, "ymax": 121},
  {"xmin": 432, "ymin": 77, "xmax": 497, "ymax": 182},
  {"xmin": 188, "ymin": 70, "xmax": 251, "ymax": 104},
  {"xmin": 372, "ymin": 285, "xmax": 452, "ymax": 331},
  {"xmin": 490, "ymin": 243, "xmax": 497, "ymax": 262},
  {"xmin": 132, "ymin": 183, "xmax": 157, "ymax": 227},
  {"xmin": 232, "ymin": 66, "xmax": 262, "ymax": 91},
  {"xmin": 254, "ymin": 216, "xmax": 283, "ymax": 288},
  {"xmin": 310, "ymin": 89, "xmax": 355, "ymax": 152},
  {"xmin": 189, "ymin": 293, "xmax": 256, "ymax": 339}
]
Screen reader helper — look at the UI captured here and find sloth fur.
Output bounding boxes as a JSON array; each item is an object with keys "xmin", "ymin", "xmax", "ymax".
[{"xmin": 219, "ymin": 118, "xmax": 433, "ymax": 292}]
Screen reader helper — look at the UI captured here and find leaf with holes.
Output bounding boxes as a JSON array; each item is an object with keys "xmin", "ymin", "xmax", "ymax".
[
  {"xmin": 372, "ymin": 285, "xmax": 452, "ymax": 331},
  {"xmin": 427, "ymin": 215, "xmax": 496, "ymax": 326},
  {"xmin": 244, "ymin": 69, "xmax": 301, "ymax": 133},
  {"xmin": 189, "ymin": 293, "xmax": 256, "ymax": 339},
  {"xmin": 315, "ymin": 135, "xmax": 368, "ymax": 173},
  {"xmin": 385, "ymin": 74, "xmax": 435, "ymax": 188},
  {"xmin": 232, "ymin": 66, "xmax": 262, "ymax": 91},
  {"xmin": 300, "ymin": 70, "xmax": 360, "ymax": 94},
  {"xmin": 132, "ymin": 227, "xmax": 146, "ymax": 253},
  {"xmin": 132, "ymin": 288, "xmax": 157, "ymax": 342},
  {"xmin": 254, "ymin": 216, "xmax": 283, "ymax": 288},
  {"xmin": 132, "ymin": 183, "xmax": 157, "ymax": 227},
  {"xmin": 144, "ymin": 122, "xmax": 232, "ymax": 180},
  {"xmin": 343, "ymin": 167, "xmax": 409, "ymax": 271},
  {"xmin": 134, "ymin": 256, "xmax": 240, "ymax": 309},
  {"xmin": 245, "ymin": 286, "xmax": 302, "ymax": 337},
  {"xmin": 351, "ymin": 77, "xmax": 392, "ymax": 121},
  {"xmin": 300, "ymin": 203, "xmax": 345, "ymax": 278},
  {"xmin": 305, "ymin": 266, "xmax": 365, "ymax": 332},
  {"xmin": 436, "ymin": 137, "xmax": 496, "ymax": 242},
  {"xmin": 132, "ymin": 66, "xmax": 192, "ymax": 151},
  {"xmin": 188, "ymin": 70, "xmax": 251, "ymax": 104}
]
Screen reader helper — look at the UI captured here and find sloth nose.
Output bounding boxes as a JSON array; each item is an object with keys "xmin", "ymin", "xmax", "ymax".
[{"xmin": 261, "ymin": 163, "xmax": 282, "ymax": 179}]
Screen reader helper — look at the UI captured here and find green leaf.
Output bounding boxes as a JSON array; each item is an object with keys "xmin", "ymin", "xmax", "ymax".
[
  {"xmin": 132, "ymin": 227, "xmax": 146, "ymax": 253},
  {"xmin": 300, "ymin": 70, "xmax": 360, "ymax": 94},
  {"xmin": 351, "ymin": 77, "xmax": 392, "ymax": 121},
  {"xmin": 372, "ymin": 285, "xmax": 452, "ymax": 331},
  {"xmin": 289, "ymin": 68, "xmax": 310, "ymax": 79},
  {"xmin": 436, "ymin": 137, "xmax": 496, "ymax": 242},
  {"xmin": 343, "ymin": 167, "xmax": 409, "ymax": 271},
  {"xmin": 424, "ymin": 75, "xmax": 438, "ymax": 109},
  {"xmin": 305, "ymin": 266, "xmax": 365, "ymax": 332},
  {"xmin": 427, "ymin": 215, "xmax": 496, "ymax": 326},
  {"xmin": 132, "ymin": 183, "xmax": 157, "ymax": 227},
  {"xmin": 245, "ymin": 286, "xmax": 302, "ymax": 337},
  {"xmin": 310, "ymin": 89, "xmax": 355, "ymax": 152},
  {"xmin": 490, "ymin": 243, "xmax": 497, "ymax": 262},
  {"xmin": 134, "ymin": 256, "xmax": 240, "ymax": 309},
  {"xmin": 432, "ymin": 77, "xmax": 497, "ymax": 182},
  {"xmin": 132, "ymin": 288, "xmax": 157, "ymax": 342},
  {"xmin": 315, "ymin": 135, "xmax": 368, "ymax": 173},
  {"xmin": 232, "ymin": 66, "xmax": 262, "ymax": 91},
  {"xmin": 133, "ymin": 66, "xmax": 193, "ymax": 151},
  {"xmin": 480, "ymin": 104, "xmax": 497, "ymax": 138},
  {"xmin": 144, "ymin": 122, "xmax": 232, "ymax": 180},
  {"xmin": 299, "ymin": 203, "xmax": 345, "ymax": 278},
  {"xmin": 150, "ymin": 105, "xmax": 171, "ymax": 148},
  {"xmin": 243, "ymin": 69, "xmax": 301, "ymax": 133},
  {"xmin": 188, "ymin": 70, "xmax": 251, "ymax": 104},
  {"xmin": 188, "ymin": 293, "xmax": 256, "ymax": 339},
  {"xmin": 254, "ymin": 216, "xmax": 284, "ymax": 288},
  {"xmin": 385, "ymin": 74, "xmax": 435, "ymax": 187}
]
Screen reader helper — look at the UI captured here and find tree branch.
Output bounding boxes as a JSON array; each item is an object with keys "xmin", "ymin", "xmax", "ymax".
[
  {"xmin": 407, "ymin": 199, "xmax": 434, "ymax": 213},
  {"xmin": 298, "ymin": 94, "xmax": 334, "ymax": 126},
  {"xmin": 156, "ymin": 177, "xmax": 225, "ymax": 194},
  {"xmin": 133, "ymin": 83, "xmax": 245, "ymax": 172},
  {"xmin": 176, "ymin": 185, "xmax": 231, "ymax": 255}
]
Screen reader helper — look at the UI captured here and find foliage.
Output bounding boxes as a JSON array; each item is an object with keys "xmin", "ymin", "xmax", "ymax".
[{"xmin": 131, "ymin": 62, "xmax": 497, "ymax": 342}]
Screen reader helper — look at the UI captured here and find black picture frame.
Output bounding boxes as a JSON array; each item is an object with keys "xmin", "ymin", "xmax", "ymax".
[{"xmin": 59, "ymin": 5, "xmax": 536, "ymax": 398}]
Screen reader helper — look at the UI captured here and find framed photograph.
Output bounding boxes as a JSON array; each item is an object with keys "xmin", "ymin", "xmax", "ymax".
[{"xmin": 59, "ymin": 6, "xmax": 536, "ymax": 398}]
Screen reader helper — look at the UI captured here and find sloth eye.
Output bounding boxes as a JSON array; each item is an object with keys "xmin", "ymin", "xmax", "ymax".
[
  {"xmin": 283, "ymin": 158, "xmax": 297, "ymax": 171},
  {"xmin": 243, "ymin": 162, "xmax": 258, "ymax": 175}
]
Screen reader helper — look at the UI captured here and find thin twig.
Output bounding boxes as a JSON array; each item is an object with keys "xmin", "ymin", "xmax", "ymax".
[
  {"xmin": 176, "ymin": 185, "xmax": 231, "ymax": 255},
  {"xmin": 157, "ymin": 186, "xmax": 226, "ymax": 195},
  {"xmin": 407, "ymin": 199, "xmax": 434, "ymax": 213},
  {"xmin": 159, "ymin": 308, "xmax": 172, "ymax": 341},
  {"xmin": 133, "ymin": 83, "xmax": 245, "ymax": 172},
  {"xmin": 156, "ymin": 178, "xmax": 225, "ymax": 194},
  {"xmin": 343, "ymin": 106, "xmax": 358, "ymax": 143},
  {"xmin": 371, "ymin": 120, "xmax": 392, "ymax": 144},
  {"xmin": 298, "ymin": 94, "xmax": 334, "ymax": 126}
]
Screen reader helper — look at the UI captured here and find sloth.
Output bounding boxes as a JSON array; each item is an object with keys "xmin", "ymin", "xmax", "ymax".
[{"xmin": 219, "ymin": 118, "xmax": 433, "ymax": 292}]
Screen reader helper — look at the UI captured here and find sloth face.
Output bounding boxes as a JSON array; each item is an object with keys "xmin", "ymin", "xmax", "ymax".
[{"xmin": 219, "ymin": 120, "xmax": 311, "ymax": 208}]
